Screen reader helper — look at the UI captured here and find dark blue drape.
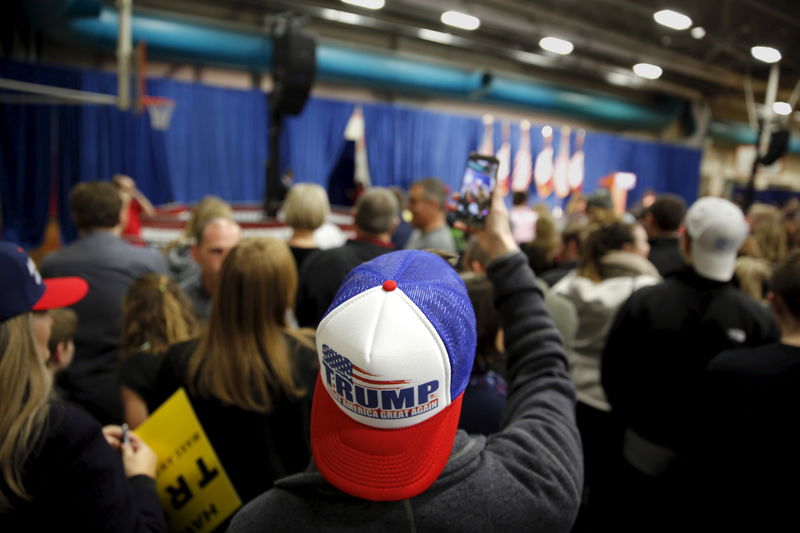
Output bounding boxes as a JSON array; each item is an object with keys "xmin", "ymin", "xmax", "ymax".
[
  {"xmin": 363, "ymin": 103, "xmax": 484, "ymax": 192},
  {"xmin": 280, "ymin": 98, "xmax": 355, "ymax": 186}
]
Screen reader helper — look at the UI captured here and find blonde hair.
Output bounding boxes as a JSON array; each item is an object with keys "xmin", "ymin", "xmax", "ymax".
[
  {"xmin": 186, "ymin": 238, "xmax": 313, "ymax": 413},
  {"xmin": 734, "ymin": 256, "xmax": 772, "ymax": 305},
  {"xmin": 283, "ymin": 184, "xmax": 330, "ymax": 231},
  {"xmin": 0, "ymin": 314, "xmax": 52, "ymax": 511},
  {"xmin": 122, "ymin": 274, "xmax": 199, "ymax": 357},
  {"xmin": 748, "ymin": 204, "xmax": 787, "ymax": 265},
  {"xmin": 162, "ymin": 196, "xmax": 234, "ymax": 256}
]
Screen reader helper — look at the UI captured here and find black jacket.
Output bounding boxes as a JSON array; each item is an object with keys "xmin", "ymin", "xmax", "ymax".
[
  {"xmin": 0, "ymin": 403, "xmax": 165, "ymax": 532},
  {"xmin": 296, "ymin": 239, "xmax": 393, "ymax": 327},
  {"xmin": 647, "ymin": 237, "xmax": 686, "ymax": 278},
  {"xmin": 601, "ymin": 267, "xmax": 779, "ymax": 453}
]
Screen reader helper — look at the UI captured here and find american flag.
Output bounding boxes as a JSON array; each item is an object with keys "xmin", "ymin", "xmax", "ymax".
[{"xmin": 323, "ymin": 349, "xmax": 409, "ymax": 388}]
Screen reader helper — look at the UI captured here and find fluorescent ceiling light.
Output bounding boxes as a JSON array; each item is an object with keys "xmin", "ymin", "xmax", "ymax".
[
  {"xmin": 606, "ymin": 72, "xmax": 642, "ymax": 87},
  {"xmin": 633, "ymin": 63, "xmax": 663, "ymax": 79},
  {"xmin": 539, "ymin": 36, "xmax": 574, "ymax": 55},
  {"xmin": 773, "ymin": 102, "xmax": 792, "ymax": 116},
  {"xmin": 417, "ymin": 28, "xmax": 453, "ymax": 44},
  {"xmin": 653, "ymin": 9, "xmax": 692, "ymax": 30},
  {"xmin": 751, "ymin": 46, "xmax": 782, "ymax": 63},
  {"xmin": 321, "ymin": 9, "xmax": 362, "ymax": 24},
  {"xmin": 341, "ymin": 0, "xmax": 385, "ymax": 9},
  {"xmin": 690, "ymin": 26, "xmax": 706, "ymax": 39},
  {"xmin": 512, "ymin": 50, "xmax": 554, "ymax": 66},
  {"xmin": 441, "ymin": 10, "xmax": 480, "ymax": 31}
]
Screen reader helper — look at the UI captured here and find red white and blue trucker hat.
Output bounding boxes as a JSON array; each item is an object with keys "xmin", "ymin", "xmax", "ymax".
[
  {"xmin": 0, "ymin": 242, "xmax": 88, "ymax": 322},
  {"xmin": 311, "ymin": 250, "xmax": 477, "ymax": 501}
]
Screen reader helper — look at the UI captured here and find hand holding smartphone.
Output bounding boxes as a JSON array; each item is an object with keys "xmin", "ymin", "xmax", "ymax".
[{"xmin": 454, "ymin": 153, "xmax": 499, "ymax": 229}]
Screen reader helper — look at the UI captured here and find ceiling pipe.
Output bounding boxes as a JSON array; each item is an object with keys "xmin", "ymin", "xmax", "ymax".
[{"xmin": 23, "ymin": 0, "xmax": 682, "ymax": 130}]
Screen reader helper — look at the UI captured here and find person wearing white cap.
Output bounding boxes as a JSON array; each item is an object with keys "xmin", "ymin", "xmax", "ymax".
[
  {"xmin": 600, "ymin": 196, "xmax": 779, "ymax": 532},
  {"xmin": 229, "ymin": 183, "xmax": 582, "ymax": 531}
]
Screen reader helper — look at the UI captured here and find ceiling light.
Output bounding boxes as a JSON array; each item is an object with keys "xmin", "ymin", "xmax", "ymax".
[
  {"xmin": 690, "ymin": 26, "xmax": 706, "ymax": 39},
  {"xmin": 441, "ymin": 10, "xmax": 480, "ymax": 31},
  {"xmin": 512, "ymin": 50, "xmax": 554, "ymax": 66},
  {"xmin": 321, "ymin": 8, "xmax": 362, "ymax": 24},
  {"xmin": 539, "ymin": 36, "xmax": 574, "ymax": 55},
  {"xmin": 606, "ymin": 72, "xmax": 642, "ymax": 87},
  {"xmin": 417, "ymin": 28, "xmax": 453, "ymax": 44},
  {"xmin": 542, "ymin": 125, "xmax": 553, "ymax": 138},
  {"xmin": 751, "ymin": 46, "xmax": 782, "ymax": 63},
  {"xmin": 341, "ymin": 0, "xmax": 385, "ymax": 9},
  {"xmin": 773, "ymin": 102, "xmax": 792, "ymax": 116},
  {"xmin": 653, "ymin": 9, "xmax": 692, "ymax": 30},
  {"xmin": 633, "ymin": 63, "xmax": 663, "ymax": 79}
]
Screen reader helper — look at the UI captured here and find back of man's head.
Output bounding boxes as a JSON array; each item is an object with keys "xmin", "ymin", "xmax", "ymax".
[
  {"xmin": 355, "ymin": 188, "xmax": 399, "ymax": 235},
  {"xmin": 771, "ymin": 250, "xmax": 800, "ymax": 318},
  {"xmin": 312, "ymin": 250, "xmax": 476, "ymax": 501},
  {"xmin": 70, "ymin": 181, "xmax": 123, "ymax": 232},
  {"xmin": 413, "ymin": 177, "xmax": 448, "ymax": 211},
  {"xmin": 685, "ymin": 197, "xmax": 748, "ymax": 282},
  {"xmin": 649, "ymin": 194, "xmax": 687, "ymax": 233}
]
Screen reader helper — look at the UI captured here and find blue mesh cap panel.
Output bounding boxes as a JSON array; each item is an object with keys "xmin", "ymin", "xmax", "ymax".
[{"xmin": 323, "ymin": 250, "xmax": 477, "ymax": 400}]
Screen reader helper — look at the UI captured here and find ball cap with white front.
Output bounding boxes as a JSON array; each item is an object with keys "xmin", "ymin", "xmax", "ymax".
[
  {"xmin": 312, "ymin": 250, "xmax": 477, "ymax": 501},
  {"xmin": 685, "ymin": 196, "xmax": 749, "ymax": 282}
]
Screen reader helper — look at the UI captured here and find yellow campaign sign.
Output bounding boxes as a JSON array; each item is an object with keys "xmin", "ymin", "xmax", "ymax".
[{"xmin": 136, "ymin": 388, "xmax": 241, "ymax": 533}]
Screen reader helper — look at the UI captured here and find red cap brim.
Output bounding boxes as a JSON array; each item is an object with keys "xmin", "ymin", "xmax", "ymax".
[
  {"xmin": 33, "ymin": 277, "xmax": 89, "ymax": 311},
  {"xmin": 310, "ymin": 374, "xmax": 463, "ymax": 501}
]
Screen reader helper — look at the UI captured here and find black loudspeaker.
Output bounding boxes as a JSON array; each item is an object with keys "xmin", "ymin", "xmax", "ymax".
[
  {"xmin": 271, "ymin": 19, "xmax": 316, "ymax": 116},
  {"xmin": 759, "ymin": 129, "xmax": 790, "ymax": 166}
]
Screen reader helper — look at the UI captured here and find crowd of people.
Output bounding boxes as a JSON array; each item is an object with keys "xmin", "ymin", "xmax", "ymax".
[{"xmin": 1, "ymin": 173, "xmax": 799, "ymax": 532}]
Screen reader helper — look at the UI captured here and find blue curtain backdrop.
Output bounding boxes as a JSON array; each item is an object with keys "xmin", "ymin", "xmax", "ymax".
[
  {"xmin": 0, "ymin": 58, "xmax": 703, "ymax": 248},
  {"xmin": 363, "ymin": 103, "xmax": 484, "ymax": 192}
]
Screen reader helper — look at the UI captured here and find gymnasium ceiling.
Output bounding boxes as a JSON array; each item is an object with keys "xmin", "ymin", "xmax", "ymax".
[{"xmin": 126, "ymin": 0, "xmax": 800, "ymax": 125}]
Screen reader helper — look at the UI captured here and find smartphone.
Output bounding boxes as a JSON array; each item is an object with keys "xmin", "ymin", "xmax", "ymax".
[{"xmin": 454, "ymin": 153, "xmax": 499, "ymax": 228}]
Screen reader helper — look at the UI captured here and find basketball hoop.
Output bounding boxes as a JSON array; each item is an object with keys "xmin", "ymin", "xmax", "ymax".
[{"xmin": 142, "ymin": 96, "xmax": 175, "ymax": 130}]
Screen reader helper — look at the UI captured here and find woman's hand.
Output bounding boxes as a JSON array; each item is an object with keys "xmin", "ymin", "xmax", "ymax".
[{"xmin": 102, "ymin": 425, "xmax": 159, "ymax": 479}]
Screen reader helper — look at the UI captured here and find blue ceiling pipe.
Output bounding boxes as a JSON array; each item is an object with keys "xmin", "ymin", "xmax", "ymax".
[{"xmin": 23, "ymin": 0, "xmax": 681, "ymax": 129}]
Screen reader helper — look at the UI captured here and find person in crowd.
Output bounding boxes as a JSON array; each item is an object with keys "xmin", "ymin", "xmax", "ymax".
[
  {"xmin": 458, "ymin": 274, "xmax": 507, "ymax": 435},
  {"xmin": 510, "ymin": 190, "xmax": 538, "ymax": 244},
  {"xmin": 541, "ymin": 222, "xmax": 586, "ymax": 287},
  {"xmin": 296, "ymin": 187, "xmax": 398, "ymax": 328},
  {"xmin": 113, "ymin": 174, "xmax": 156, "ymax": 242},
  {"xmin": 643, "ymin": 194, "xmax": 687, "ymax": 278},
  {"xmin": 283, "ymin": 183, "xmax": 329, "ymax": 271},
  {"xmin": 781, "ymin": 202, "xmax": 800, "ymax": 251},
  {"xmin": 119, "ymin": 274, "xmax": 199, "ymax": 428},
  {"xmin": 463, "ymin": 235, "xmax": 577, "ymax": 354},
  {"xmin": 551, "ymin": 221, "xmax": 660, "ymax": 530},
  {"xmin": 40, "ymin": 181, "xmax": 168, "ymax": 424},
  {"xmin": 733, "ymin": 255, "xmax": 771, "ymax": 305},
  {"xmin": 228, "ymin": 186, "xmax": 582, "ymax": 533},
  {"xmin": 601, "ymin": 197, "xmax": 779, "ymax": 532},
  {"xmin": 163, "ymin": 195, "xmax": 235, "ymax": 284},
  {"xmin": 44, "ymin": 308, "xmax": 77, "ymax": 378},
  {"xmin": 388, "ymin": 186, "xmax": 413, "ymax": 250},
  {"xmin": 405, "ymin": 177, "xmax": 457, "ymax": 253},
  {"xmin": 522, "ymin": 211, "xmax": 560, "ymax": 274},
  {"xmin": 179, "ymin": 216, "xmax": 241, "ymax": 321},
  {"xmin": 584, "ymin": 189, "xmax": 617, "ymax": 226},
  {"xmin": 0, "ymin": 243, "xmax": 164, "ymax": 532},
  {"xmin": 152, "ymin": 237, "xmax": 318, "ymax": 514},
  {"xmin": 747, "ymin": 203, "xmax": 787, "ymax": 265},
  {"xmin": 702, "ymin": 250, "xmax": 800, "ymax": 530}
]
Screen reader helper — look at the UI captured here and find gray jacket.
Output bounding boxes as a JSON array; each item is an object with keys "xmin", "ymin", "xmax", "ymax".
[{"xmin": 228, "ymin": 251, "xmax": 583, "ymax": 532}]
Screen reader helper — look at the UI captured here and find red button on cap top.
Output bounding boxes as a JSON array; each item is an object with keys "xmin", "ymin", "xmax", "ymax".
[{"xmin": 382, "ymin": 280, "xmax": 397, "ymax": 292}]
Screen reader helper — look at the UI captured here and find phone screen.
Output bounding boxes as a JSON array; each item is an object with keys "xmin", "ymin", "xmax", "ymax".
[{"xmin": 455, "ymin": 154, "xmax": 499, "ymax": 227}]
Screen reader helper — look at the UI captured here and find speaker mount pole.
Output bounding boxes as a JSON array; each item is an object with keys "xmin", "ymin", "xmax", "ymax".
[{"xmin": 265, "ymin": 108, "xmax": 284, "ymax": 218}]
